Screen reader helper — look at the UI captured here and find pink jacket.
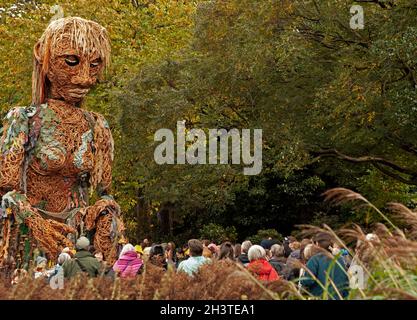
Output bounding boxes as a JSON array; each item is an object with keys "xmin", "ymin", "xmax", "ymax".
[{"xmin": 113, "ymin": 251, "xmax": 143, "ymax": 278}]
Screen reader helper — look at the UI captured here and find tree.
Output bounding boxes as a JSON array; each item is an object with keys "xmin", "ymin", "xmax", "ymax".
[{"xmin": 117, "ymin": 0, "xmax": 417, "ymax": 240}]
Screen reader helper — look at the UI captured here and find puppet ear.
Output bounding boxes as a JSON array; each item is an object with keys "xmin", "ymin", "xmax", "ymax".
[{"xmin": 33, "ymin": 41, "xmax": 42, "ymax": 63}]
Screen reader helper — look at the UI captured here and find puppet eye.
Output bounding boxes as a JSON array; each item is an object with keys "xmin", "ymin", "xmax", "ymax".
[
  {"xmin": 65, "ymin": 55, "xmax": 79, "ymax": 66},
  {"xmin": 90, "ymin": 58, "xmax": 102, "ymax": 68}
]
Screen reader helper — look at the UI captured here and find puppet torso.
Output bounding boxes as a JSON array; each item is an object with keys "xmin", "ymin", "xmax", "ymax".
[{"xmin": 26, "ymin": 99, "xmax": 95, "ymax": 213}]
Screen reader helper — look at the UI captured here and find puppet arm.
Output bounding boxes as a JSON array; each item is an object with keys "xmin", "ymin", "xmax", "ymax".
[
  {"xmin": 0, "ymin": 107, "xmax": 28, "ymax": 197},
  {"xmin": 82, "ymin": 112, "xmax": 125, "ymax": 263}
]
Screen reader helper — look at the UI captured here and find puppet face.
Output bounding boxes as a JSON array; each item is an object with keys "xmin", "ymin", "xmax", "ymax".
[
  {"xmin": 46, "ymin": 38, "xmax": 104, "ymax": 105},
  {"xmin": 32, "ymin": 17, "xmax": 111, "ymax": 106}
]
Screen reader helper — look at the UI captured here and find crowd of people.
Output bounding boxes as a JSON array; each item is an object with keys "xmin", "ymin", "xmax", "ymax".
[{"xmin": 7, "ymin": 231, "xmax": 374, "ymax": 300}]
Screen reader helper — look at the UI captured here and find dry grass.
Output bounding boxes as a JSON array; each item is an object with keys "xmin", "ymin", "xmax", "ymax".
[
  {"xmin": 1, "ymin": 188, "xmax": 417, "ymax": 300},
  {"xmin": 0, "ymin": 260, "xmax": 293, "ymax": 300}
]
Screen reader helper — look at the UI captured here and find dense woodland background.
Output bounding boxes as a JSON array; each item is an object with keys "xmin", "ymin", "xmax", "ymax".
[{"xmin": 1, "ymin": 0, "xmax": 416, "ymax": 244}]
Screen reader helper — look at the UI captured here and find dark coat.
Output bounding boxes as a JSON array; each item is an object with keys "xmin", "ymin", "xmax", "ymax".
[
  {"xmin": 269, "ymin": 257, "xmax": 287, "ymax": 276},
  {"xmin": 285, "ymin": 250, "xmax": 301, "ymax": 280},
  {"xmin": 63, "ymin": 249, "xmax": 101, "ymax": 278},
  {"xmin": 300, "ymin": 253, "xmax": 349, "ymax": 299},
  {"xmin": 260, "ymin": 239, "xmax": 279, "ymax": 250},
  {"xmin": 238, "ymin": 253, "xmax": 250, "ymax": 266}
]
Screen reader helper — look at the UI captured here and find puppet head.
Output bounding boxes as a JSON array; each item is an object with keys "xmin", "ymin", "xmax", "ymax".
[{"xmin": 32, "ymin": 17, "xmax": 111, "ymax": 106}]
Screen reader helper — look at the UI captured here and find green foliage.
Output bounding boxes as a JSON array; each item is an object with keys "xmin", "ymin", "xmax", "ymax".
[
  {"xmin": 199, "ymin": 223, "xmax": 238, "ymax": 243},
  {"xmin": 247, "ymin": 229, "xmax": 283, "ymax": 245},
  {"xmin": 115, "ymin": 0, "xmax": 417, "ymax": 241}
]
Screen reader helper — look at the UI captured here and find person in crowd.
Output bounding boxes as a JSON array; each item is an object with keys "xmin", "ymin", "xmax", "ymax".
[
  {"xmin": 331, "ymin": 242, "xmax": 341, "ymax": 256},
  {"xmin": 348, "ymin": 233, "xmax": 379, "ymax": 290},
  {"xmin": 149, "ymin": 244, "xmax": 168, "ymax": 270},
  {"xmin": 94, "ymin": 251, "xmax": 104, "ymax": 263},
  {"xmin": 202, "ymin": 239, "xmax": 213, "ymax": 258},
  {"xmin": 288, "ymin": 236, "xmax": 297, "ymax": 242},
  {"xmin": 234, "ymin": 243, "xmax": 242, "ymax": 260},
  {"xmin": 299, "ymin": 239, "xmax": 313, "ymax": 263},
  {"xmin": 33, "ymin": 256, "xmax": 48, "ymax": 279},
  {"xmin": 141, "ymin": 238, "xmax": 150, "ymax": 249},
  {"xmin": 265, "ymin": 249, "xmax": 271, "ymax": 260},
  {"xmin": 298, "ymin": 244, "xmax": 321, "ymax": 280},
  {"xmin": 63, "ymin": 236, "xmax": 101, "ymax": 278},
  {"xmin": 303, "ymin": 244, "xmax": 321, "ymax": 262},
  {"xmin": 218, "ymin": 242, "xmax": 235, "ymax": 261},
  {"xmin": 137, "ymin": 239, "xmax": 150, "ymax": 259},
  {"xmin": 300, "ymin": 233, "xmax": 349, "ymax": 299},
  {"xmin": 49, "ymin": 252, "xmax": 71, "ymax": 278},
  {"xmin": 260, "ymin": 237, "xmax": 279, "ymax": 251},
  {"xmin": 11, "ymin": 268, "xmax": 28, "ymax": 285},
  {"xmin": 282, "ymin": 236, "xmax": 294, "ymax": 258},
  {"xmin": 165, "ymin": 242, "xmax": 178, "ymax": 268},
  {"xmin": 202, "ymin": 246, "xmax": 213, "ymax": 259},
  {"xmin": 289, "ymin": 241, "xmax": 301, "ymax": 252},
  {"xmin": 176, "ymin": 246, "xmax": 187, "ymax": 262},
  {"xmin": 62, "ymin": 247, "xmax": 75, "ymax": 258},
  {"xmin": 247, "ymin": 245, "xmax": 279, "ymax": 281},
  {"xmin": 177, "ymin": 239, "xmax": 210, "ymax": 277},
  {"xmin": 142, "ymin": 246, "xmax": 152, "ymax": 259},
  {"xmin": 238, "ymin": 240, "xmax": 252, "ymax": 266},
  {"xmin": 94, "ymin": 250, "xmax": 114, "ymax": 278},
  {"xmin": 113, "ymin": 243, "xmax": 143, "ymax": 278},
  {"xmin": 207, "ymin": 243, "xmax": 218, "ymax": 258},
  {"xmin": 182, "ymin": 243, "xmax": 190, "ymax": 259},
  {"xmin": 134, "ymin": 244, "xmax": 143, "ymax": 257},
  {"xmin": 331, "ymin": 242, "xmax": 352, "ymax": 268},
  {"xmin": 298, "ymin": 243, "xmax": 320, "ymax": 293},
  {"xmin": 286, "ymin": 247, "xmax": 302, "ymax": 280},
  {"xmin": 269, "ymin": 244, "xmax": 287, "ymax": 277},
  {"xmin": 285, "ymin": 238, "xmax": 312, "ymax": 280},
  {"xmin": 44, "ymin": 252, "xmax": 71, "ymax": 287}
]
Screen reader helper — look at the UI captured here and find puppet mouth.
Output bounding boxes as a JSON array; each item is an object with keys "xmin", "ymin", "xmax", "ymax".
[{"xmin": 68, "ymin": 88, "xmax": 90, "ymax": 98}]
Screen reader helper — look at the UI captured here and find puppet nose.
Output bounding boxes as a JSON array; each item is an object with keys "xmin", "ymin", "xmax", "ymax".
[
  {"xmin": 71, "ymin": 64, "xmax": 96, "ymax": 87},
  {"xmin": 72, "ymin": 74, "xmax": 96, "ymax": 87}
]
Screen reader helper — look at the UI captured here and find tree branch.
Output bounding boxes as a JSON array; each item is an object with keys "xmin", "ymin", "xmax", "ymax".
[
  {"xmin": 372, "ymin": 163, "xmax": 417, "ymax": 185},
  {"xmin": 384, "ymin": 133, "xmax": 417, "ymax": 157},
  {"xmin": 311, "ymin": 147, "xmax": 417, "ymax": 185},
  {"xmin": 354, "ymin": 0, "xmax": 396, "ymax": 9}
]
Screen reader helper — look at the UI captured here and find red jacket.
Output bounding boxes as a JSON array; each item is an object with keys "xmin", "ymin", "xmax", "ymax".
[{"xmin": 248, "ymin": 259, "xmax": 280, "ymax": 281}]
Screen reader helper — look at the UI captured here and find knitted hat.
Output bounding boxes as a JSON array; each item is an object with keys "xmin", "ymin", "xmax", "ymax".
[
  {"xmin": 36, "ymin": 256, "xmax": 47, "ymax": 266},
  {"xmin": 76, "ymin": 236, "xmax": 90, "ymax": 250}
]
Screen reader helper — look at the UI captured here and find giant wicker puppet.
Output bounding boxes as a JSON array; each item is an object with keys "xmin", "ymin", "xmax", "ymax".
[{"xmin": 0, "ymin": 17, "xmax": 125, "ymax": 268}]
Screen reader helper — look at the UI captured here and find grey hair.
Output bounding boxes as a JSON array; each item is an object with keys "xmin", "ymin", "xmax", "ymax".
[
  {"xmin": 303, "ymin": 244, "xmax": 315, "ymax": 261},
  {"xmin": 248, "ymin": 245, "xmax": 266, "ymax": 261},
  {"xmin": 57, "ymin": 252, "xmax": 71, "ymax": 265},
  {"xmin": 270, "ymin": 244, "xmax": 284, "ymax": 257},
  {"xmin": 241, "ymin": 240, "xmax": 253, "ymax": 254}
]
